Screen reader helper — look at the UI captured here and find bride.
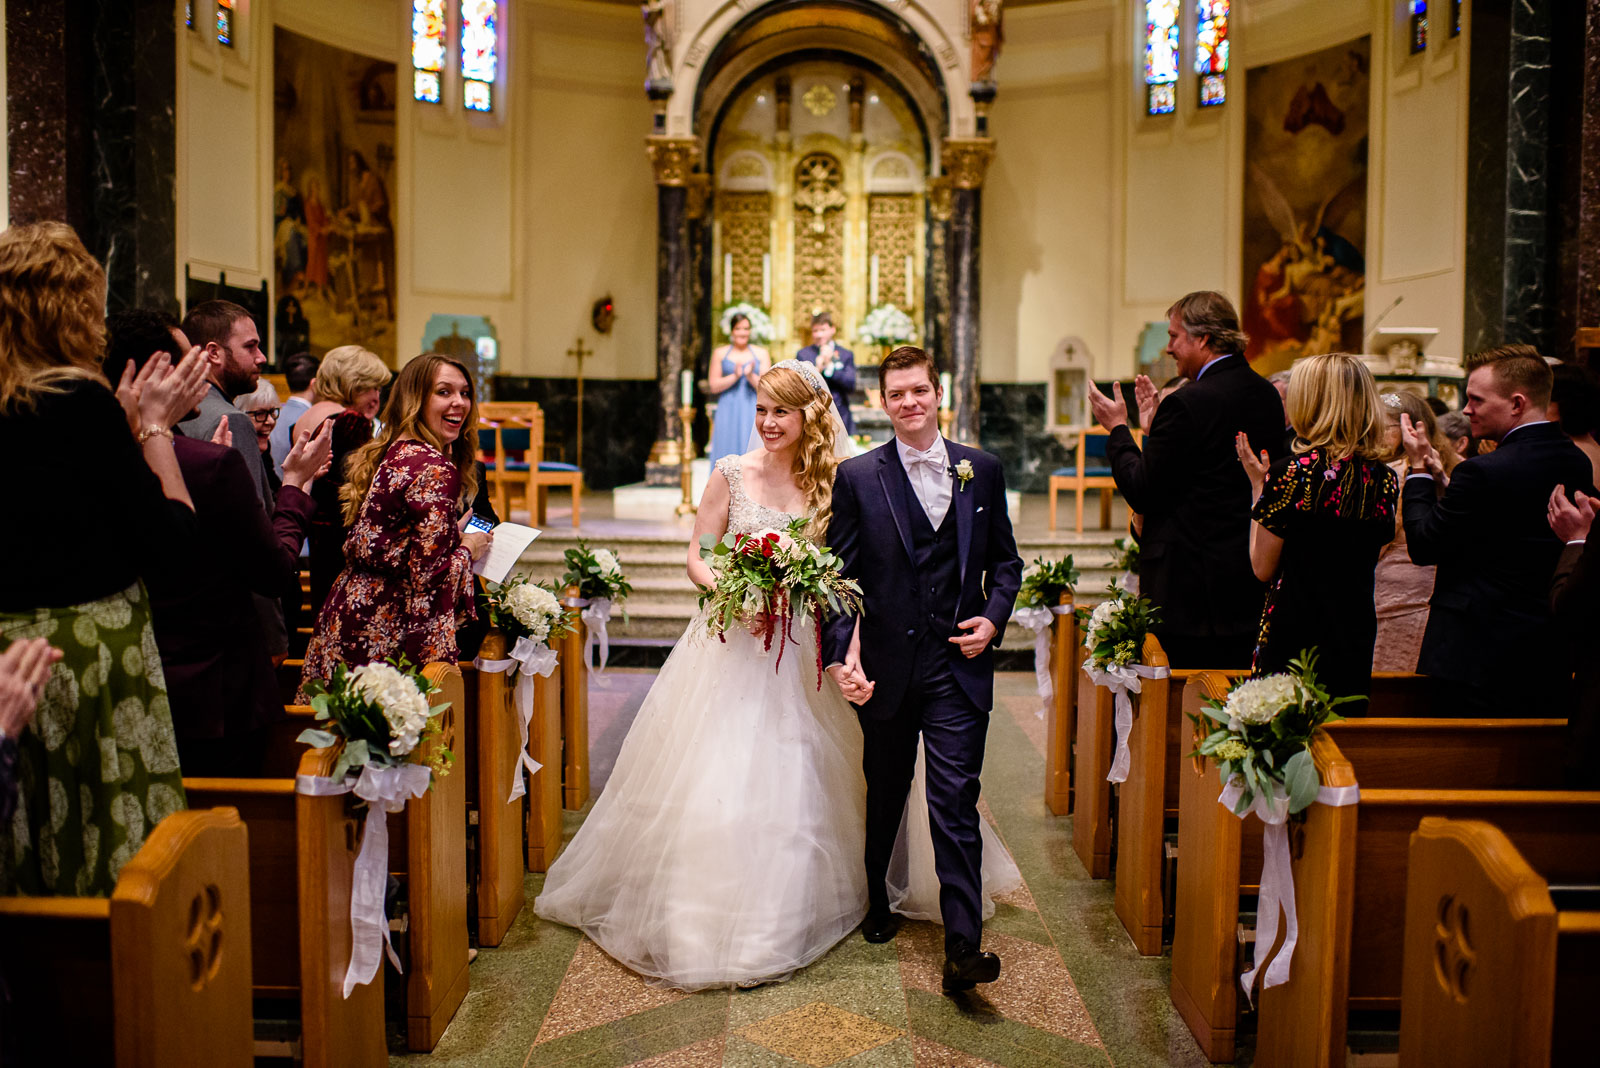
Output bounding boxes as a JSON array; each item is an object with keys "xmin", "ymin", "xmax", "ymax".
[{"xmin": 534, "ymin": 360, "xmax": 1020, "ymax": 990}]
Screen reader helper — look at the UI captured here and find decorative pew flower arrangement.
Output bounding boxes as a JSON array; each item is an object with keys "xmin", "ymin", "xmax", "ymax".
[
  {"xmin": 561, "ymin": 542, "xmax": 633, "ymax": 678},
  {"xmin": 1188, "ymin": 649, "xmax": 1355, "ymax": 817},
  {"xmin": 1111, "ymin": 536, "xmax": 1140, "ymax": 573},
  {"xmin": 1016, "ymin": 554, "xmax": 1080, "ymax": 610},
  {"xmin": 697, "ymin": 516, "xmax": 865, "ymax": 687},
  {"xmin": 718, "ymin": 302, "xmax": 775, "ymax": 344},
  {"xmin": 482, "ymin": 575, "xmax": 574, "ymax": 801},
  {"xmin": 298, "ymin": 658, "xmax": 452, "ymax": 782},
  {"xmin": 1083, "ymin": 586, "xmax": 1160, "ymax": 671},
  {"xmin": 856, "ymin": 303, "xmax": 918, "ymax": 346}
]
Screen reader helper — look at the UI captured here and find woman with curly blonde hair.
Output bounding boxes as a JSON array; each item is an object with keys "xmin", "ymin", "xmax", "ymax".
[
  {"xmin": 0, "ymin": 221, "xmax": 210, "ymax": 895},
  {"xmin": 298, "ymin": 354, "xmax": 488, "ymax": 697}
]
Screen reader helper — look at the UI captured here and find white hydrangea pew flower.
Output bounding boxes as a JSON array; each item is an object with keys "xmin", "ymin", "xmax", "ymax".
[{"xmin": 351, "ymin": 662, "xmax": 434, "ymax": 757}]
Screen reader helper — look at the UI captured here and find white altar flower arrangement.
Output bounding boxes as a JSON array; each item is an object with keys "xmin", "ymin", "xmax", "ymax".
[
  {"xmin": 298, "ymin": 659, "xmax": 452, "ymax": 781},
  {"xmin": 855, "ymin": 303, "xmax": 917, "ymax": 346},
  {"xmin": 1188, "ymin": 650, "xmax": 1354, "ymax": 817},
  {"xmin": 1082, "ymin": 586, "xmax": 1160, "ymax": 671},
  {"xmin": 718, "ymin": 302, "xmax": 775, "ymax": 343}
]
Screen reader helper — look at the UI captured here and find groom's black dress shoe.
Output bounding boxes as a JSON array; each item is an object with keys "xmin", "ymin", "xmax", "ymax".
[
  {"xmin": 861, "ymin": 911, "xmax": 901, "ymax": 944},
  {"xmin": 942, "ymin": 940, "xmax": 1001, "ymax": 993}
]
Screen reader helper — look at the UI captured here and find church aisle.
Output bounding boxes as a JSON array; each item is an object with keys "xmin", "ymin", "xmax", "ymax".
[{"xmin": 392, "ymin": 674, "xmax": 1216, "ymax": 1068}]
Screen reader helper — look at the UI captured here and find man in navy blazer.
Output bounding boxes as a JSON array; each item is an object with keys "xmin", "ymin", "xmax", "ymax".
[
  {"xmin": 824, "ymin": 346, "xmax": 1021, "ymax": 993},
  {"xmin": 1399, "ymin": 348, "xmax": 1595, "ymax": 716},
  {"xmin": 795, "ymin": 311, "xmax": 858, "ymax": 433}
]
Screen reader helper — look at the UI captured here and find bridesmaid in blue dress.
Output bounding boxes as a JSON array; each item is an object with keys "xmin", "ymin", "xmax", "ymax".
[{"xmin": 707, "ymin": 313, "xmax": 770, "ymax": 466}]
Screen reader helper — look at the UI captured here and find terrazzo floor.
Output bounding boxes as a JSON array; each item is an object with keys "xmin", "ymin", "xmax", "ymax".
[{"xmin": 392, "ymin": 672, "xmax": 1222, "ymax": 1068}]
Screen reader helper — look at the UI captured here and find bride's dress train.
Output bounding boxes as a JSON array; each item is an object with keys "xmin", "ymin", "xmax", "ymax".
[{"xmin": 533, "ymin": 618, "xmax": 1021, "ymax": 990}]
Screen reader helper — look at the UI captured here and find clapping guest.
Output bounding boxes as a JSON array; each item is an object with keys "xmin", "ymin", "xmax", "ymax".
[
  {"xmin": 1371, "ymin": 392, "xmax": 1460, "ymax": 672},
  {"xmin": 1128, "ymin": 376, "xmax": 1187, "ymax": 540},
  {"xmin": 234, "ymin": 379, "xmax": 283, "ymax": 481},
  {"xmin": 299, "ymin": 355, "xmax": 490, "ymax": 697},
  {"xmin": 796, "ymin": 311, "xmax": 858, "ymax": 433},
  {"xmin": 0, "ymin": 222, "xmax": 205, "ymax": 896},
  {"xmin": 269, "ymin": 351, "xmax": 319, "ymax": 476},
  {"xmin": 1401, "ymin": 348, "xmax": 1594, "ymax": 716},
  {"xmin": 177, "ymin": 300, "xmax": 271, "ymax": 504},
  {"xmin": 1549, "ymin": 485, "xmax": 1600, "ymax": 786},
  {"xmin": 0, "ymin": 639, "xmax": 62, "ymax": 825},
  {"xmin": 105, "ymin": 311, "xmax": 332, "ymax": 776},
  {"xmin": 1549, "ymin": 362, "xmax": 1600, "ymax": 487},
  {"xmin": 293, "ymin": 345, "xmax": 392, "ymax": 615},
  {"xmin": 1237, "ymin": 354, "xmax": 1398, "ymax": 705},
  {"xmin": 707, "ymin": 313, "xmax": 770, "ymax": 467}
]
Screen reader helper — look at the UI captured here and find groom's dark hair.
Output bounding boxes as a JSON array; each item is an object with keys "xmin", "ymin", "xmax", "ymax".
[{"xmin": 881, "ymin": 345, "xmax": 938, "ymax": 386}]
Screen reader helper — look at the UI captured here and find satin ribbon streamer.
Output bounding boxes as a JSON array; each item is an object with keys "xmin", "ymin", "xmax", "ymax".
[
  {"xmin": 1218, "ymin": 778, "xmax": 1361, "ymax": 1000},
  {"xmin": 295, "ymin": 762, "xmax": 433, "ymax": 997},
  {"xmin": 1082, "ymin": 658, "xmax": 1170, "ymax": 783},
  {"xmin": 475, "ymin": 635, "xmax": 556, "ymax": 803},
  {"xmin": 1013, "ymin": 604, "xmax": 1072, "ymax": 719},
  {"xmin": 567, "ymin": 596, "xmax": 613, "ymax": 684},
  {"xmin": 1115, "ymin": 570, "xmax": 1139, "ymax": 595}
]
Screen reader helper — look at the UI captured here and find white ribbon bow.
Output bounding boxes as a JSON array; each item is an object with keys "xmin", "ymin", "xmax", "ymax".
[
  {"xmin": 580, "ymin": 597, "xmax": 613, "ymax": 684},
  {"xmin": 1217, "ymin": 777, "xmax": 1361, "ymax": 1000},
  {"xmin": 474, "ymin": 635, "xmax": 556, "ymax": 803},
  {"xmin": 295, "ymin": 762, "xmax": 434, "ymax": 997},
  {"xmin": 1014, "ymin": 604, "xmax": 1072, "ymax": 719},
  {"xmin": 1114, "ymin": 570, "xmax": 1139, "ymax": 595},
  {"xmin": 1082, "ymin": 657, "xmax": 1170, "ymax": 783}
]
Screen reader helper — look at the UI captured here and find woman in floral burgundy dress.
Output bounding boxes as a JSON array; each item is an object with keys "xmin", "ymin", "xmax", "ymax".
[
  {"xmin": 299, "ymin": 354, "xmax": 490, "ymax": 695},
  {"xmin": 1235, "ymin": 354, "xmax": 1398, "ymax": 708}
]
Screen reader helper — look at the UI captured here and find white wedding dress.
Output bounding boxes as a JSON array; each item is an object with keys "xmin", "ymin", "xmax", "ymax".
[{"xmin": 533, "ymin": 457, "xmax": 1022, "ymax": 990}]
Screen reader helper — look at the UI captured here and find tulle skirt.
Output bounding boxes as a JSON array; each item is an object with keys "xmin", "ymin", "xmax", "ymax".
[{"xmin": 534, "ymin": 615, "xmax": 1020, "ymax": 990}]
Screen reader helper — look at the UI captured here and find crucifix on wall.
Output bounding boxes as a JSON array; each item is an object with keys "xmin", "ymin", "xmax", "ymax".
[{"xmin": 567, "ymin": 337, "xmax": 592, "ymax": 469}]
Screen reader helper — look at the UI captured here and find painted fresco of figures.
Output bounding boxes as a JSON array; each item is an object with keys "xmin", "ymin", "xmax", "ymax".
[{"xmin": 1241, "ymin": 38, "xmax": 1370, "ymax": 374}]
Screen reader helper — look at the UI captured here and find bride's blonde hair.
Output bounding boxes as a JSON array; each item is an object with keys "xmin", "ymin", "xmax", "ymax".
[{"xmin": 757, "ymin": 364, "xmax": 839, "ymax": 538}]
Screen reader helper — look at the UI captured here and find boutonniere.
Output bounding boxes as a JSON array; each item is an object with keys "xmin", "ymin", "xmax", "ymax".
[{"xmin": 952, "ymin": 458, "xmax": 975, "ymax": 491}]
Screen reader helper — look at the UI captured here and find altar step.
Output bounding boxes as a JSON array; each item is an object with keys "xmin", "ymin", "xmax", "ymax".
[{"xmin": 515, "ymin": 529, "xmax": 1130, "ymax": 648}]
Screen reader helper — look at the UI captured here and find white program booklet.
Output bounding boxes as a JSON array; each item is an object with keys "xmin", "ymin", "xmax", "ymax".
[{"xmin": 472, "ymin": 522, "xmax": 541, "ymax": 584}]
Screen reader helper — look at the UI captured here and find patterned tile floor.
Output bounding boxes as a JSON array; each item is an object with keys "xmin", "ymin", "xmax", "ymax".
[{"xmin": 392, "ymin": 673, "xmax": 1218, "ymax": 1067}]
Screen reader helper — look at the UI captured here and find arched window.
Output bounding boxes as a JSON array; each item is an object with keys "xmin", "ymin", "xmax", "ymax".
[
  {"xmin": 462, "ymin": 0, "xmax": 499, "ymax": 112},
  {"xmin": 217, "ymin": 0, "xmax": 234, "ymax": 47},
  {"xmin": 1196, "ymin": 1, "xmax": 1230, "ymax": 107},
  {"xmin": 413, "ymin": 0, "xmax": 447, "ymax": 104},
  {"xmin": 1144, "ymin": 1, "xmax": 1180, "ymax": 116}
]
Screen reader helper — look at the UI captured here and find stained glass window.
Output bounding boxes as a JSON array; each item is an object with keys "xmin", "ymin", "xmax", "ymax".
[
  {"xmin": 462, "ymin": 0, "xmax": 499, "ymax": 112},
  {"xmin": 413, "ymin": 0, "xmax": 447, "ymax": 105},
  {"xmin": 185, "ymin": 2, "xmax": 193, "ymax": 30},
  {"xmin": 1195, "ymin": 1, "xmax": 1230, "ymax": 107},
  {"xmin": 1450, "ymin": 0, "xmax": 1462, "ymax": 37},
  {"xmin": 216, "ymin": 0, "xmax": 234, "ymax": 47},
  {"xmin": 1144, "ymin": 0, "xmax": 1181, "ymax": 116},
  {"xmin": 1409, "ymin": 1, "xmax": 1428, "ymax": 54}
]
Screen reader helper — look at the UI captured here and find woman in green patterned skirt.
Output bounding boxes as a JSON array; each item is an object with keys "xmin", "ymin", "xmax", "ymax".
[{"xmin": 0, "ymin": 222, "xmax": 210, "ymax": 895}]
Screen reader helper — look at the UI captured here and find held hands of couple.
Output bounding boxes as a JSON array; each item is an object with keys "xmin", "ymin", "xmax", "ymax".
[
  {"xmin": 1548, "ymin": 484, "xmax": 1597, "ymax": 543},
  {"xmin": 827, "ymin": 659, "xmax": 875, "ymax": 706}
]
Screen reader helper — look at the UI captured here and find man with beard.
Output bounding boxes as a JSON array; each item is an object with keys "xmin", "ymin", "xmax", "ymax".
[{"xmin": 178, "ymin": 300, "xmax": 272, "ymax": 506}]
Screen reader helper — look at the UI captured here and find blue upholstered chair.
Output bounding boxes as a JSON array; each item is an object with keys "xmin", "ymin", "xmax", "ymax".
[
  {"xmin": 1047, "ymin": 426, "xmax": 1139, "ymax": 532},
  {"xmin": 478, "ymin": 401, "xmax": 583, "ymax": 527}
]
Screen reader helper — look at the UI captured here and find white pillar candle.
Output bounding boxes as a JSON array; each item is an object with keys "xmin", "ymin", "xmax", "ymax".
[
  {"xmin": 905, "ymin": 254, "xmax": 915, "ymax": 308},
  {"xmin": 723, "ymin": 253, "xmax": 732, "ymax": 303},
  {"xmin": 870, "ymin": 254, "xmax": 880, "ymax": 306},
  {"xmin": 939, "ymin": 371, "xmax": 953, "ymax": 411},
  {"xmin": 680, "ymin": 369, "xmax": 693, "ymax": 408},
  {"xmin": 762, "ymin": 253, "xmax": 771, "ymax": 306}
]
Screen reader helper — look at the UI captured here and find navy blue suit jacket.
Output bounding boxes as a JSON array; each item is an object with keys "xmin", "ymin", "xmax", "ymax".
[
  {"xmin": 823, "ymin": 439, "xmax": 1022, "ymax": 719},
  {"xmin": 796, "ymin": 344, "xmax": 857, "ymax": 432}
]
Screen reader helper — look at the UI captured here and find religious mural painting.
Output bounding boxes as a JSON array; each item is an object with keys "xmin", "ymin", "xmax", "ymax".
[
  {"xmin": 1241, "ymin": 36, "xmax": 1370, "ymax": 374},
  {"xmin": 273, "ymin": 27, "xmax": 398, "ymax": 365}
]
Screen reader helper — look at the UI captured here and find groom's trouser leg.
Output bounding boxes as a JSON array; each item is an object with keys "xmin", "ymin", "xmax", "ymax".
[
  {"xmin": 918, "ymin": 664, "xmax": 989, "ymax": 954},
  {"xmin": 859, "ymin": 712, "xmax": 920, "ymax": 917}
]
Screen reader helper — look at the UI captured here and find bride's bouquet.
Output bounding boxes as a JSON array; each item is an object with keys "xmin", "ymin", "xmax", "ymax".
[{"xmin": 697, "ymin": 517, "xmax": 864, "ymax": 687}]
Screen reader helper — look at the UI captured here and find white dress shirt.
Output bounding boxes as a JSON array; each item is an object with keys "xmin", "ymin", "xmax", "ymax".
[{"xmin": 897, "ymin": 436, "xmax": 953, "ymax": 526}]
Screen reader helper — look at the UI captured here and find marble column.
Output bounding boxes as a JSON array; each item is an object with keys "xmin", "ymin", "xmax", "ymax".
[
  {"xmin": 924, "ymin": 176, "xmax": 952, "ymax": 382},
  {"xmin": 646, "ymin": 136, "xmax": 701, "ymax": 483},
  {"xmin": 686, "ymin": 174, "xmax": 712, "ymax": 454},
  {"xmin": 941, "ymin": 139, "xmax": 994, "ymax": 445},
  {"xmin": 6, "ymin": 0, "xmax": 176, "ymax": 312},
  {"xmin": 1575, "ymin": 0, "xmax": 1600, "ymax": 334}
]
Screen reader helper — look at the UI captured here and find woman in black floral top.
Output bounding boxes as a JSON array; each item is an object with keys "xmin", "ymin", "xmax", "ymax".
[{"xmin": 1236, "ymin": 354, "xmax": 1399, "ymax": 706}]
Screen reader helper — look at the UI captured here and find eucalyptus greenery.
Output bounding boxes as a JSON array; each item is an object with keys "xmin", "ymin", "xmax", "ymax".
[
  {"xmin": 1187, "ymin": 650, "xmax": 1357, "ymax": 817},
  {"xmin": 1083, "ymin": 586, "xmax": 1160, "ymax": 670},
  {"xmin": 1016, "ymin": 554, "xmax": 1080, "ymax": 609}
]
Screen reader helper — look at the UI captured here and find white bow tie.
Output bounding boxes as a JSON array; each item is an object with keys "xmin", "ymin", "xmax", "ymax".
[{"xmin": 904, "ymin": 447, "xmax": 946, "ymax": 472}]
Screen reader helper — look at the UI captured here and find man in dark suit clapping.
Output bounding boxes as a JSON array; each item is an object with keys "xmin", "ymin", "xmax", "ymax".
[
  {"xmin": 796, "ymin": 311, "xmax": 858, "ymax": 433},
  {"xmin": 1088, "ymin": 291, "xmax": 1286, "ymax": 668},
  {"xmin": 1400, "ymin": 348, "xmax": 1594, "ymax": 716}
]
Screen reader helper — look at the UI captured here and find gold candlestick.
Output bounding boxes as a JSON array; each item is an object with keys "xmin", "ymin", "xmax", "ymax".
[{"xmin": 675, "ymin": 404, "xmax": 697, "ymax": 515}]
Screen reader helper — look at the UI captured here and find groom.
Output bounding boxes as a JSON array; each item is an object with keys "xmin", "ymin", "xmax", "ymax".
[{"xmin": 824, "ymin": 346, "xmax": 1022, "ymax": 992}]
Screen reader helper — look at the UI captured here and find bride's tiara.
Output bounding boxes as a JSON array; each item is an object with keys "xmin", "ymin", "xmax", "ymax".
[{"xmin": 769, "ymin": 358, "xmax": 831, "ymax": 403}]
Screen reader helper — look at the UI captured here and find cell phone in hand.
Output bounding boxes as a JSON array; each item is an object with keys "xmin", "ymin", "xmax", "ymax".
[{"xmin": 466, "ymin": 515, "xmax": 496, "ymax": 534}]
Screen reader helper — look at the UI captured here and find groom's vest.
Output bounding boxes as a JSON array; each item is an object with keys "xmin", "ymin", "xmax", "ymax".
[{"xmin": 904, "ymin": 477, "xmax": 961, "ymax": 642}]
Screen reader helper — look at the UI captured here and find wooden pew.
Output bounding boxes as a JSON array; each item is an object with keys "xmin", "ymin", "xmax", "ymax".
[
  {"xmin": 561, "ymin": 585, "xmax": 591, "ymax": 809},
  {"xmin": 1112, "ymin": 634, "xmax": 1247, "ymax": 954},
  {"xmin": 525, "ymin": 650, "xmax": 565, "ymax": 872},
  {"xmin": 0, "ymin": 808, "xmax": 254, "ymax": 1066},
  {"xmin": 1169, "ymin": 669, "xmax": 1564, "ymax": 1063},
  {"xmin": 1398, "ymin": 817, "xmax": 1600, "ymax": 1067},
  {"xmin": 184, "ymin": 735, "xmax": 385, "ymax": 1067},
  {"xmin": 389, "ymin": 662, "xmax": 471, "ymax": 1051},
  {"xmin": 1070, "ymin": 647, "xmax": 1115, "ymax": 879},
  {"xmin": 1254, "ymin": 733, "xmax": 1600, "ymax": 1066},
  {"xmin": 1042, "ymin": 595, "xmax": 1078, "ymax": 817}
]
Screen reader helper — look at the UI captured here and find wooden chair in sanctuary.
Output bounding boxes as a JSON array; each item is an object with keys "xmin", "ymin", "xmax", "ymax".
[
  {"xmin": 0, "ymin": 808, "xmax": 254, "ymax": 1066},
  {"xmin": 478, "ymin": 401, "xmax": 583, "ymax": 527},
  {"xmin": 1048, "ymin": 427, "xmax": 1140, "ymax": 532}
]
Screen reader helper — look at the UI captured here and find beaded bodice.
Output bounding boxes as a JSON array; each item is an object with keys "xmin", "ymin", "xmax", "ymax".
[{"xmin": 716, "ymin": 455, "xmax": 807, "ymax": 534}]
